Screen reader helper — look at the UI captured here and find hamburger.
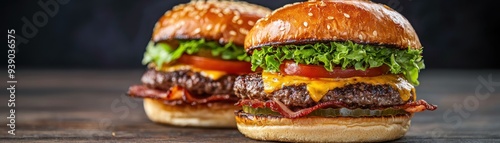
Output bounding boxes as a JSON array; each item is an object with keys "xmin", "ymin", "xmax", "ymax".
[
  {"xmin": 234, "ymin": 0, "xmax": 437, "ymax": 142},
  {"xmin": 127, "ymin": 1, "xmax": 270, "ymax": 127}
]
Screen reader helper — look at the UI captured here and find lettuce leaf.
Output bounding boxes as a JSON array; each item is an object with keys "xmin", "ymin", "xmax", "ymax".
[
  {"xmin": 142, "ymin": 39, "xmax": 250, "ymax": 68},
  {"xmin": 250, "ymin": 41, "xmax": 424, "ymax": 85}
]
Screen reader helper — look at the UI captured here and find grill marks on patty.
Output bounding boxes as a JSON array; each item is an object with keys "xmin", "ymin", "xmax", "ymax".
[
  {"xmin": 141, "ymin": 69, "xmax": 237, "ymax": 96},
  {"xmin": 234, "ymin": 73, "xmax": 413, "ymax": 109}
]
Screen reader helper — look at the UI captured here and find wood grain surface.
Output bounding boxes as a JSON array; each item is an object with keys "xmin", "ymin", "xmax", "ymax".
[{"xmin": 1, "ymin": 70, "xmax": 499, "ymax": 142}]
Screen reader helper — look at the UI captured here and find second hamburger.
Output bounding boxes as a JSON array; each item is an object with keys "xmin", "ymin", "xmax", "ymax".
[
  {"xmin": 128, "ymin": 1, "xmax": 271, "ymax": 128},
  {"xmin": 234, "ymin": 0, "xmax": 437, "ymax": 142}
]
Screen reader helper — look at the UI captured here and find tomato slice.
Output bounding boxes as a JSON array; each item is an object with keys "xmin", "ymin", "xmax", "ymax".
[
  {"xmin": 280, "ymin": 61, "xmax": 390, "ymax": 78},
  {"xmin": 178, "ymin": 54, "xmax": 254, "ymax": 74}
]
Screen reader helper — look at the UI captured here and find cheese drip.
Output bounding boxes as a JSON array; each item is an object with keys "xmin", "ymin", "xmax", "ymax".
[
  {"xmin": 157, "ymin": 64, "xmax": 227, "ymax": 80},
  {"xmin": 262, "ymin": 72, "xmax": 416, "ymax": 102}
]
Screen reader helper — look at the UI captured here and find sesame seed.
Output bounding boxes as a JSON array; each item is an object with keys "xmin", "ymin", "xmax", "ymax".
[
  {"xmin": 319, "ymin": 1, "xmax": 326, "ymax": 7},
  {"xmin": 373, "ymin": 31, "xmax": 378, "ymax": 36},
  {"xmin": 165, "ymin": 19, "xmax": 173, "ymax": 25},
  {"xmin": 343, "ymin": 13, "xmax": 350, "ymax": 18},
  {"xmin": 221, "ymin": 24, "xmax": 227, "ymax": 31},
  {"xmin": 210, "ymin": 9, "xmax": 217, "ymax": 14},
  {"xmin": 213, "ymin": 8, "xmax": 221, "ymax": 13},
  {"xmin": 175, "ymin": 23, "xmax": 182, "ymax": 28},
  {"xmin": 229, "ymin": 30, "xmax": 237, "ymax": 36},
  {"xmin": 195, "ymin": 3, "xmax": 204, "ymax": 10},
  {"xmin": 164, "ymin": 11, "xmax": 171, "ymax": 16},
  {"xmin": 218, "ymin": 13, "xmax": 223, "ymax": 17},
  {"xmin": 237, "ymin": 19, "xmax": 243, "ymax": 25},
  {"xmin": 213, "ymin": 24, "xmax": 220, "ymax": 31},
  {"xmin": 308, "ymin": 12, "xmax": 313, "ymax": 16},
  {"xmin": 327, "ymin": 25, "xmax": 331, "ymax": 30},
  {"xmin": 248, "ymin": 20, "xmax": 255, "ymax": 26},
  {"xmin": 195, "ymin": 15, "xmax": 200, "ymax": 20},
  {"xmin": 239, "ymin": 28, "xmax": 248, "ymax": 34},
  {"xmin": 206, "ymin": 24, "xmax": 213, "ymax": 31},
  {"xmin": 358, "ymin": 34, "xmax": 364, "ymax": 40},
  {"xmin": 193, "ymin": 28, "xmax": 201, "ymax": 34},
  {"xmin": 200, "ymin": 9, "xmax": 208, "ymax": 15},
  {"xmin": 171, "ymin": 13, "xmax": 178, "ymax": 19},
  {"xmin": 223, "ymin": 8, "xmax": 231, "ymax": 15},
  {"xmin": 233, "ymin": 11, "xmax": 241, "ymax": 16},
  {"xmin": 184, "ymin": 5, "xmax": 194, "ymax": 12},
  {"xmin": 303, "ymin": 21, "xmax": 308, "ymax": 27},
  {"xmin": 173, "ymin": 5, "xmax": 182, "ymax": 11},
  {"xmin": 279, "ymin": 26, "xmax": 285, "ymax": 31},
  {"xmin": 327, "ymin": 16, "xmax": 334, "ymax": 20},
  {"xmin": 232, "ymin": 15, "xmax": 240, "ymax": 22}
]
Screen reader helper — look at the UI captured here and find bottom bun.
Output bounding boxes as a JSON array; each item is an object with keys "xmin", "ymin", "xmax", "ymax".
[
  {"xmin": 235, "ymin": 111, "xmax": 412, "ymax": 142},
  {"xmin": 144, "ymin": 98, "xmax": 239, "ymax": 128}
]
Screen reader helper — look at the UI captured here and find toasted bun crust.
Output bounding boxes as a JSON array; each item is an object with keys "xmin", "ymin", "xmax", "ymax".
[
  {"xmin": 152, "ymin": 0, "xmax": 271, "ymax": 46},
  {"xmin": 144, "ymin": 98, "xmax": 239, "ymax": 128},
  {"xmin": 245, "ymin": 0, "xmax": 421, "ymax": 51},
  {"xmin": 236, "ymin": 112, "xmax": 412, "ymax": 142}
]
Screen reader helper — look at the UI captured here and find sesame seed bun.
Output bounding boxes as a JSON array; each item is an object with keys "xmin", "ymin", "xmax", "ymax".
[
  {"xmin": 244, "ymin": 0, "xmax": 421, "ymax": 51},
  {"xmin": 152, "ymin": 0, "xmax": 271, "ymax": 45}
]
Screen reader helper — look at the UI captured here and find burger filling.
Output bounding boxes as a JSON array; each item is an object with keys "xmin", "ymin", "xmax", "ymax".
[
  {"xmin": 250, "ymin": 41, "xmax": 424, "ymax": 85},
  {"xmin": 234, "ymin": 73, "xmax": 411, "ymax": 109},
  {"xmin": 236, "ymin": 98, "xmax": 436, "ymax": 119},
  {"xmin": 235, "ymin": 41, "xmax": 436, "ymax": 118},
  {"xmin": 138, "ymin": 69, "xmax": 236, "ymax": 96},
  {"xmin": 143, "ymin": 39, "xmax": 250, "ymax": 69},
  {"xmin": 128, "ymin": 39, "xmax": 251, "ymax": 105},
  {"xmin": 242, "ymin": 106, "xmax": 410, "ymax": 117}
]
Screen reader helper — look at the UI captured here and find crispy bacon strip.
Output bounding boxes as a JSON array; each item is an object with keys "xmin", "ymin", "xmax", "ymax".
[
  {"xmin": 128, "ymin": 85, "xmax": 238, "ymax": 104},
  {"xmin": 236, "ymin": 99, "xmax": 437, "ymax": 119},
  {"xmin": 399, "ymin": 99, "xmax": 438, "ymax": 113}
]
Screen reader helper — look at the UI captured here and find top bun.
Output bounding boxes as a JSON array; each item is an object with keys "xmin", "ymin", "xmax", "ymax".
[
  {"xmin": 245, "ymin": 0, "xmax": 421, "ymax": 51},
  {"xmin": 152, "ymin": 0, "xmax": 271, "ymax": 46}
]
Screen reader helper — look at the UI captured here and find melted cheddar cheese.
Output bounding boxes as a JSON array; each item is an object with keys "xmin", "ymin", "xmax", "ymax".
[
  {"xmin": 262, "ymin": 72, "xmax": 416, "ymax": 102},
  {"xmin": 157, "ymin": 64, "xmax": 227, "ymax": 80}
]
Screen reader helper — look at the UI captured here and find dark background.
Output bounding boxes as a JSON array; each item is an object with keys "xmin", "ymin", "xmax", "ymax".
[{"xmin": 4, "ymin": 0, "xmax": 498, "ymax": 69}]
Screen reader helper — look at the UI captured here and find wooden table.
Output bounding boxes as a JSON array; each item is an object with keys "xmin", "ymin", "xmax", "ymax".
[{"xmin": 1, "ymin": 70, "xmax": 499, "ymax": 142}]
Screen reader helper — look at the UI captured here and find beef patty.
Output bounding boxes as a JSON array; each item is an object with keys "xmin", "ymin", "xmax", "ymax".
[
  {"xmin": 234, "ymin": 73, "xmax": 414, "ymax": 109},
  {"xmin": 141, "ymin": 69, "xmax": 237, "ymax": 96}
]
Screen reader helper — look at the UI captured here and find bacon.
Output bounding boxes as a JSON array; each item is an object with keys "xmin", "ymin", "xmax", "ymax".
[
  {"xmin": 128, "ymin": 85, "xmax": 238, "ymax": 105},
  {"xmin": 398, "ymin": 99, "xmax": 438, "ymax": 113},
  {"xmin": 236, "ymin": 99, "xmax": 437, "ymax": 119}
]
